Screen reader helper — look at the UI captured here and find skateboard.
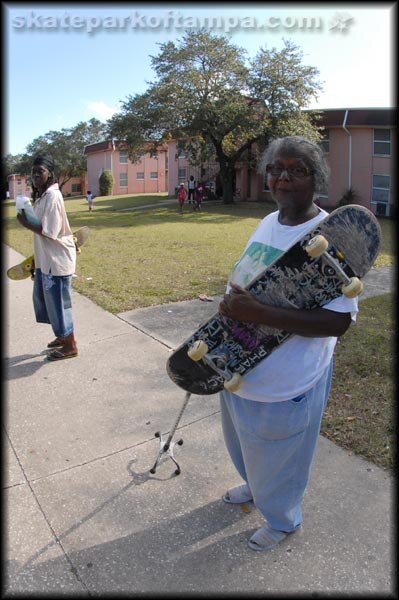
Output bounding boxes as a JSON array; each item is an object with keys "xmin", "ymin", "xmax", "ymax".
[
  {"xmin": 6, "ymin": 226, "xmax": 90, "ymax": 281},
  {"xmin": 166, "ymin": 205, "xmax": 382, "ymax": 396}
]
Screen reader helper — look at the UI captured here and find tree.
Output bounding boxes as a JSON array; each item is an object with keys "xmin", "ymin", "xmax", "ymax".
[
  {"xmin": 2, "ymin": 153, "xmax": 25, "ymax": 178},
  {"xmin": 99, "ymin": 170, "xmax": 114, "ymax": 196},
  {"xmin": 107, "ymin": 32, "xmax": 323, "ymax": 203},
  {"xmin": 13, "ymin": 118, "xmax": 107, "ymax": 191}
]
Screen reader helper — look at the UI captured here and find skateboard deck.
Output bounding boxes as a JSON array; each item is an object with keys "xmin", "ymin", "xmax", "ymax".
[
  {"xmin": 7, "ymin": 226, "xmax": 90, "ymax": 281},
  {"xmin": 166, "ymin": 205, "xmax": 382, "ymax": 396}
]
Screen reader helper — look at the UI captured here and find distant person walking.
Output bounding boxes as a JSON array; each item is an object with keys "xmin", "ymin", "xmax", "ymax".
[
  {"xmin": 187, "ymin": 175, "xmax": 196, "ymax": 204},
  {"xmin": 194, "ymin": 182, "xmax": 204, "ymax": 211},
  {"xmin": 177, "ymin": 183, "xmax": 187, "ymax": 213},
  {"xmin": 86, "ymin": 190, "xmax": 94, "ymax": 211}
]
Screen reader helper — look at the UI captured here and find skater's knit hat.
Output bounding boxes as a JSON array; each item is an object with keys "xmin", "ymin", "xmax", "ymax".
[{"xmin": 32, "ymin": 154, "xmax": 55, "ymax": 172}]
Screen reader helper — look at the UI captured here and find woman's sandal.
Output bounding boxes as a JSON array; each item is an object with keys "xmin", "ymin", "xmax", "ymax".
[
  {"xmin": 247, "ymin": 525, "xmax": 288, "ymax": 552},
  {"xmin": 222, "ymin": 483, "xmax": 253, "ymax": 504},
  {"xmin": 47, "ymin": 348, "xmax": 78, "ymax": 361},
  {"xmin": 47, "ymin": 338, "xmax": 64, "ymax": 348}
]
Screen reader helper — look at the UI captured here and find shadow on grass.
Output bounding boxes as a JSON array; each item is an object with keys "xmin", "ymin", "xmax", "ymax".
[
  {"xmin": 63, "ymin": 202, "xmax": 276, "ymax": 231},
  {"xmin": 3, "ymin": 201, "xmax": 276, "ymax": 238}
]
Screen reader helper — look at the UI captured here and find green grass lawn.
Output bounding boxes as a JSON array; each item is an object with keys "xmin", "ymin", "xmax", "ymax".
[
  {"xmin": 3, "ymin": 194, "xmax": 395, "ymax": 471},
  {"xmin": 322, "ymin": 292, "xmax": 394, "ymax": 472},
  {"xmin": 3, "ymin": 194, "xmax": 394, "ymax": 313}
]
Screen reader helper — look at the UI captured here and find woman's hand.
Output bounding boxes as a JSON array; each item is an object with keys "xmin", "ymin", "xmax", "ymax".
[
  {"xmin": 219, "ymin": 284, "xmax": 263, "ymax": 323},
  {"xmin": 219, "ymin": 283, "xmax": 352, "ymax": 337}
]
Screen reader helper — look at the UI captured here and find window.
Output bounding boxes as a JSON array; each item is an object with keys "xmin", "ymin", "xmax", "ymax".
[
  {"xmin": 150, "ymin": 172, "xmax": 158, "ymax": 179},
  {"xmin": 178, "ymin": 168, "xmax": 187, "ymax": 181},
  {"xmin": 136, "ymin": 172, "xmax": 144, "ymax": 180},
  {"xmin": 177, "ymin": 148, "xmax": 186, "ymax": 158},
  {"xmin": 71, "ymin": 183, "xmax": 82, "ymax": 193},
  {"xmin": 120, "ymin": 173, "xmax": 128, "ymax": 187},
  {"xmin": 119, "ymin": 150, "xmax": 128, "ymax": 163},
  {"xmin": 372, "ymin": 174, "xmax": 390, "ymax": 203},
  {"xmin": 373, "ymin": 129, "xmax": 391, "ymax": 156},
  {"xmin": 320, "ymin": 129, "xmax": 330, "ymax": 153},
  {"xmin": 317, "ymin": 178, "xmax": 329, "ymax": 198}
]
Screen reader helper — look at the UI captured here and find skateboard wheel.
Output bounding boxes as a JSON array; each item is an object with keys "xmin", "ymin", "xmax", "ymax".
[
  {"xmin": 306, "ymin": 235, "xmax": 328, "ymax": 258},
  {"xmin": 188, "ymin": 340, "xmax": 209, "ymax": 361},
  {"xmin": 342, "ymin": 277, "xmax": 363, "ymax": 298},
  {"xmin": 24, "ymin": 262, "xmax": 34, "ymax": 272},
  {"xmin": 224, "ymin": 373, "xmax": 243, "ymax": 392}
]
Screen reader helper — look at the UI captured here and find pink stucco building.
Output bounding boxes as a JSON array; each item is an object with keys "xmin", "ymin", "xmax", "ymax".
[
  {"xmin": 83, "ymin": 140, "xmax": 168, "ymax": 196},
  {"xmin": 7, "ymin": 174, "xmax": 32, "ymax": 199},
  {"xmin": 166, "ymin": 141, "xmax": 220, "ymax": 196},
  {"xmin": 170, "ymin": 108, "xmax": 396, "ymax": 217},
  {"xmin": 83, "ymin": 108, "xmax": 395, "ymax": 217},
  {"xmin": 7, "ymin": 173, "xmax": 86, "ymax": 199},
  {"xmin": 311, "ymin": 108, "xmax": 396, "ymax": 217}
]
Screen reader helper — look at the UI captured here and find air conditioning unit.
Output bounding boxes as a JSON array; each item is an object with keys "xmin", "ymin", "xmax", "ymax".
[{"xmin": 375, "ymin": 202, "xmax": 393, "ymax": 217}]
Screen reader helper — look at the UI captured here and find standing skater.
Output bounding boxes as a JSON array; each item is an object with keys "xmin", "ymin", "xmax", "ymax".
[{"xmin": 16, "ymin": 154, "xmax": 79, "ymax": 360}]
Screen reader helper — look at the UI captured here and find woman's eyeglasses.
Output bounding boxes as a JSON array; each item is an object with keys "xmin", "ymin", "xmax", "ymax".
[{"xmin": 266, "ymin": 164, "xmax": 312, "ymax": 179}]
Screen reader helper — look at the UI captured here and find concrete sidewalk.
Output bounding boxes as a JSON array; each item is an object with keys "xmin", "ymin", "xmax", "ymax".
[{"xmin": 4, "ymin": 244, "xmax": 394, "ymax": 595}]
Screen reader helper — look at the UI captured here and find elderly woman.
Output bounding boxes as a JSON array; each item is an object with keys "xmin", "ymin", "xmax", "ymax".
[
  {"xmin": 16, "ymin": 154, "xmax": 78, "ymax": 360},
  {"xmin": 219, "ymin": 136, "xmax": 358, "ymax": 551}
]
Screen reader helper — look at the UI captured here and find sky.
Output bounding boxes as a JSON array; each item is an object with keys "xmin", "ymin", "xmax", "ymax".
[{"xmin": 3, "ymin": 2, "xmax": 396, "ymax": 156}]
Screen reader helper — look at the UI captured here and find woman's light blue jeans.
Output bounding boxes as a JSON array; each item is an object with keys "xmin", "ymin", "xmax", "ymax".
[
  {"xmin": 220, "ymin": 361, "xmax": 333, "ymax": 532},
  {"xmin": 32, "ymin": 268, "xmax": 74, "ymax": 338}
]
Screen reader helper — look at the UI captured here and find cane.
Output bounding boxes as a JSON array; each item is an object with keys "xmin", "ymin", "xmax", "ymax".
[{"xmin": 150, "ymin": 392, "xmax": 191, "ymax": 475}]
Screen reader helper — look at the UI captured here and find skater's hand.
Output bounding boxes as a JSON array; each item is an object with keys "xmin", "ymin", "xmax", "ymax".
[
  {"xmin": 219, "ymin": 284, "xmax": 263, "ymax": 322},
  {"xmin": 16, "ymin": 211, "xmax": 29, "ymax": 228},
  {"xmin": 17, "ymin": 210, "xmax": 42, "ymax": 235}
]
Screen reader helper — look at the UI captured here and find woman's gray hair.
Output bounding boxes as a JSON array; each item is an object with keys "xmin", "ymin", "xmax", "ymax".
[{"xmin": 258, "ymin": 135, "xmax": 330, "ymax": 194}]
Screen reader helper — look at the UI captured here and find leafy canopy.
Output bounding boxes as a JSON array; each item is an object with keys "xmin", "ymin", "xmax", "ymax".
[
  {"xmin": 11, "ymin": 118, "xmax": 107, "ymax": 190},
  {"xmin": 107, "ymin": 32, "xmax": 323, "ymax": 201}
]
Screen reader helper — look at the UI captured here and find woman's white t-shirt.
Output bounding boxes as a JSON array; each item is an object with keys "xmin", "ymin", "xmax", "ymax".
[{"xmin": 227, "ymin": 209, "xmax": 358, "ymax": 403}]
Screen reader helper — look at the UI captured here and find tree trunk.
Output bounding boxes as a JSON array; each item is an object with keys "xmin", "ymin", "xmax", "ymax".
[{"xmin": 220, "ymin": 167, "xmax": 235, "ymax": 204}]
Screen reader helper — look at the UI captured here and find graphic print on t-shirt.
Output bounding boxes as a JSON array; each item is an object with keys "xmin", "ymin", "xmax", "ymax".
[{"xmin": 228, "ymin": 241, "xmax": 284, "ymax": 288}]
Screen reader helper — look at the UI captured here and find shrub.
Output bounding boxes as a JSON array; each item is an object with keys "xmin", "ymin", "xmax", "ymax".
[
  {"xmin": 338, "ymin": 187, "xmax": 359, "ymax": 207},
  {"xmin": 99, "ymin": 170, "xmax": 114, "ymax": 196}
]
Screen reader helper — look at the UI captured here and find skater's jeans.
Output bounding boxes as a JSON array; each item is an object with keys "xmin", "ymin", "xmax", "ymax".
[{"xmin": 33, "ymin": 268, "xmax": 74, "ymax": 338}]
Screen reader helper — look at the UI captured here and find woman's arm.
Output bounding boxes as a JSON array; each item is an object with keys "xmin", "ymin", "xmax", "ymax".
[{"xmin": 219, "ymin": 284, "xmax": 352, "ymax": 338}]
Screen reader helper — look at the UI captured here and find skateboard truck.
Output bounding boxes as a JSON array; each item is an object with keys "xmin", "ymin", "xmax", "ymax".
[
  {"xmin": 305, "ymin": 235, "xmax": 364, "ymax": 297},
  {"xmin": 188, "ymin": 341, "xmax": 243, "ymax": 391},
  {"xmin": 149, "ymin": 392, "xmax": 191, "ymax": 476}
]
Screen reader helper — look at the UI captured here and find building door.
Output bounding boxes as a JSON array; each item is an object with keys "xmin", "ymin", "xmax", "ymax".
[{"xmin": 246, "ymin": 169, "xmax": 251, "ymax": 199}]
